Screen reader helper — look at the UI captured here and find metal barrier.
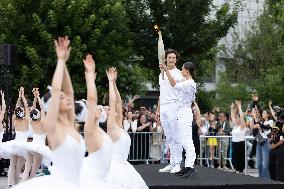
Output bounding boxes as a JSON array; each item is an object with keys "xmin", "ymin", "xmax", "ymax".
[
  {"xmin": 127, "ymin": 132, "xmax": 164, "ymax": 163},
  {"xmin": 199, "ymin": 135, "xmax": 233, "ymax": 169}
]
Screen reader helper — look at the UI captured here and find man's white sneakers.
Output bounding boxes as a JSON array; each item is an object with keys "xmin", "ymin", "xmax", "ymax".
[{"xmin": 159, "ymin": 164, "xmax": 174, "ymax": 173}]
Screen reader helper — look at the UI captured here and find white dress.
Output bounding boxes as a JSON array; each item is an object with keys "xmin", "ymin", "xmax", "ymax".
[
  {"xmin": 80, "ymin": 130, "xmax": 114, "ymax": 189},
  {"xmin": 21, "ymin": 133, "xmax": 52, "ymax": 166},
  {"xmin": 108, "ymin": 131, "xmax": 148, "ymax": 189},
  {"xmin": 0, "ymin": 130, "xmax": 29, "ymax": 159},
  {"xmin": 12, "ymin": 134, "xmax": 86, "ymax": 189}
]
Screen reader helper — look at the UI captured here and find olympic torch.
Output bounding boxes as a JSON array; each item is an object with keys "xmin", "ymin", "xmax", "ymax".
[{"xmin": 154, "ymin": 25, "xmax": 165, "ymax": 80}]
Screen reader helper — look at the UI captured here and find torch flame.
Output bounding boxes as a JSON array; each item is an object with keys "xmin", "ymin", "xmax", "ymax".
[{"xmin": 154, "ymin": 24, "xmax": 159, "ymax": 32}]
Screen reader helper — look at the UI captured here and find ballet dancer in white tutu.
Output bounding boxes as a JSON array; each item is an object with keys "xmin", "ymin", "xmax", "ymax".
[
  {"xmin": 106, "ymin": 67, "xmax": 148, "ymax": 189},
  {"xmin": 0, "ymin": 87, "xmax": 30, "ymax": 187},
  {"xmin": 79, "ymin": 54, "xmax": 114, "ymax": 189},
  {"xmin": 21, "ymin": 88, "xmax": 52, "ymax": 182},
  {"xmin": 12, "ymin": 36, "xmax": 85, "ymax": 189},
  {"xmin": 0, "ymin": 90, "xmax": 6, "ymax": 142}
]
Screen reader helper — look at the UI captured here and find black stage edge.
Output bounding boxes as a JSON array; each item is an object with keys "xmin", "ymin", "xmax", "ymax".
[{"xmin": 134, "ymin": 164, "xmax": 284, "ymax": 189}]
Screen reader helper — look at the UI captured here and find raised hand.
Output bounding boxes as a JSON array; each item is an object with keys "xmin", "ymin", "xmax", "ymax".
[
  {"xmin": 54, "ymin": 36, "xmax": 71, "ymax": 62},
  {"xmin": 83, "ymin": 54, "xmax": 96, "ymax": 73},
  {"xmin": 246, "ymin": 104, "xmax": 250, "ymax": 110},
  {"xmin": 251, "ymin": 108, "xmax": 256, "ymax": 119},
  {"xmin": 251, "ymin": 94, "xmax": 259, "ymax": 102},
  {"xmin": 113, "ymin": 67, "xmax": 118, "ymax": 82},
  {"xmin": 20, "ymin": 87, "xmax": 24, "ymax": 97},
  {"xmin": 269, "ymin": 100, "xmax": 272, "ymax": 107},
  {"xmin": 133, "ymin": 95, "xmax": 140, "ymax": 100},
  {"xmin": 106, "ymin": 67, "xmax": 117, "ymax": 81},
  {"xmin": 235, "ymin": 100, "xmax": 242, "ymax": 110},
  {"xmin": 230, "ymin": 103, "xmax": 235, "ymax": 109}
]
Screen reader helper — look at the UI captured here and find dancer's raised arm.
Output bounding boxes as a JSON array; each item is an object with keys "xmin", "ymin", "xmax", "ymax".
[
  {"xmin": 84, "ymin": 54, "xmax": 103, "ymax": 151},
  {"xmin": 45, "ymin": 36, "xmax": 71, "ymax": 134},
  {"xmin": 0, "ymin": 91, "xmax": 6, "ymax": 129},
  {"xmin": 106, "ymin": 67, "xmax": 119, "ymax": 129},
  {"xmin": 21, "ymin": 87, "xmax": 30, "ymax": 126},
  {"xmin": 113, "ymin": 69, "xmax": 123, "ymax": 126},
  {"xmin": 62, "ymin": 64, "xmax": 75, "ymax": 123},
  {"xmin": 16, "ymin": 88, "xmax": 22, "ymax": 107},
  {"xmin": 35, "ymin": 88, "xmax": 46, "ymax": 124},
  {"xmin": 32, "ymin": 88, "xmax": 38, "ymax": 109},
  {"xmin": 0, "ymin": 91, "xmax": 6, "ymax": 119}
]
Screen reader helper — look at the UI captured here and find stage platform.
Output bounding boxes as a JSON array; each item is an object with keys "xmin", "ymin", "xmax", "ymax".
[{"xmin": 134, "ymin": 164, "xmax": 284, "ymax": 189}]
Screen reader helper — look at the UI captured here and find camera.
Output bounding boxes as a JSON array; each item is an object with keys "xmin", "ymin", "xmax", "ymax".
[
  {"xmin": 273, "ymin": 106, "xmax": 284, "ymax": 120},
  {"xmin": 259, "ymin": 122, "xmax": 272, "ymax": 130},
  {"xmin": 269, "ymin": 126, "xmax": 283, "ymax": 145}
]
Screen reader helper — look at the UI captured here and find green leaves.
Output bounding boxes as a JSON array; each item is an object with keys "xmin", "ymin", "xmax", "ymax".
[
  {"xmin": 220, "ymin": 0, "xmax": 284, "ymax": 108},
  {"xmin": 0, "ymin": 0, "xmax": 144, "ymax": 100},
  {"xmin": 0, "ymin": 0, "xmax": 243, "ymax": 106},
  {"xmin": 125, "ymin": 0, "xmax": 240, "ymax": 86}
]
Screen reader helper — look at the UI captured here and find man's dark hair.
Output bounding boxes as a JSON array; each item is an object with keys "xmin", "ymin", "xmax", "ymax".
[{"xmin": 165, "ymin": 49, "xmax": 180, "ymax": 61}]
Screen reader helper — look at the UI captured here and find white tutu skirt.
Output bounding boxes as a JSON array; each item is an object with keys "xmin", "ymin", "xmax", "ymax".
[
  {"xmin": 108, "ymin": 161, "xmax": 148, "ymax": 189},
  {"xmin": 0, "ymin": 140, "xmax": 27, "ymax": 159},
  {"xmin": 80, "ymin": 178, "xmax": 112, "ymax": 189},
  {"xmin": 12, "ymin": 175, "xmax": 78, "ymax": 189},
  {"xmin": 22, "ymin": 142, "xmax": 52, "ymax": 166}
]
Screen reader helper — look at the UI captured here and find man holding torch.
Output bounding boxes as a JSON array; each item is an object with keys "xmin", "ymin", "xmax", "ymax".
[{"xmin": 155, "ymin": 25, "xmax": 183, "ymax": 174}]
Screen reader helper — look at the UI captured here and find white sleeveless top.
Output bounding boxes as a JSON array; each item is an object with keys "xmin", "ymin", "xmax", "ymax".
[
  {"xmin": 32, "ymin": 133, "xmax": 46, "ymax": 144},
  {"xmin": 232, "ymin": 125, "xmax": 246, "ymax": 142},
  {"xmin": 112, "ymin": 131, "xmax": 131, "ymax": 164},
  {"xmin": 14, "ymin": 130, "xmax": 30, "ymax": 142},
  {"xmin": 81, "ymin": 131, "xmax": 113, "ymax": 180},
  {"xmin": 49, "ymin": 134, "xmax": 86, "ymax": 185}
]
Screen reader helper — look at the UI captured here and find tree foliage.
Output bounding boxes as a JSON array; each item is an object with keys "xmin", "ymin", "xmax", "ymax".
[
  {"xmin": 220, "ymin": 0, "xmax": 284, "ymax": 107},
  {"xmin": 0, "ymin": 0, "xmax": 146, "ymax": 100},
  {"xmin": 0, "ymin": 0, "xmax": 242, "ymax": 106},
  {"xmin": 125, "ymin": 0, "xmax": 241, "ymax": 87},
  {"xmin": 215, "ymin": 72, "xmax": 251, "ymax": 112}
]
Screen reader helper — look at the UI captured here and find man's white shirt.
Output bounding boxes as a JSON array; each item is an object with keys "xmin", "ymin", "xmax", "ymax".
[{"xmin": 159, "ymin": 68, "xmax": 183, "ymax": 105}]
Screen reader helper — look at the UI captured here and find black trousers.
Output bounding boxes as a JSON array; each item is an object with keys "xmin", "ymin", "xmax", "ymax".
[
  {"xmin": 269, "ymin": 145, "xmax": 284, "ymax": 181},
  {"xmin": 232, "ymin": 141, "xmax": 245, "ymax": 172}
]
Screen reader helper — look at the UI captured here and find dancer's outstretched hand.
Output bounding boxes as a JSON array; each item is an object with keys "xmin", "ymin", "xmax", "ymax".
[
  {"xmin": 106, "ymin": 67, "xmax": 117, "ymax": 81},
  {"xmin": 20, "ymin": 87, "xmax": 25, "ymax": 97},
  {"xmin": 54, "ymin": 36, "xmax": 71, "ymax": 62},
  {"xmin": 83, "ymin": 54, "xmax": 96, "ymax": 72},
  {"xmin": 113, "ymin": 67, "xmax": 118, "ymax": 82}
]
